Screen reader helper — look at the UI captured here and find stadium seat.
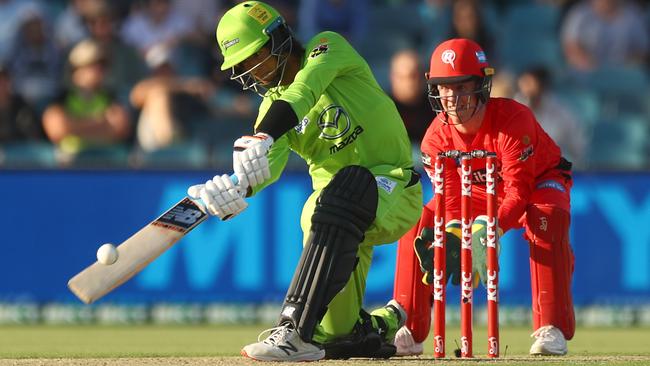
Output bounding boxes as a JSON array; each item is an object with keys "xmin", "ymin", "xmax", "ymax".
[
  {"xmin": 499, "ymin": 34, "xmax": 564, "ymax": 75},
  {"xmin": 554, "ymin": 88, "xmax": 600, "ymax": 131},
  {"xmin": 134, "ymin": 142, "xmax": 209, "ymax": 169},
  {"xmin": 580, "ymin": 66, "xmax": 649, "ymax": 118},
  {"xmin": 0, "ymin": 142, "xmax": 57, "ymax": 168},
  {"xmin": 503, "ymin": 3, "xmax": 560, "ymax": 35},
  {"xmin": 587, "ymin": 115, "xmax": 649, "ymax": 170},
  {"xmin": 64, "ymin": 145, "xmax": 131, "ymax": 168},
  {"xmin": 498, "ymin": 3, "xmax": 563, "ymax": 74}
]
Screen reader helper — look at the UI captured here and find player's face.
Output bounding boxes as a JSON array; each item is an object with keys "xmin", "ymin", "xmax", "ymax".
[
  {"xmin": 436, "ymin": 80, "xmax": 481, "ymax": 122},
  {"xmin": 237, "ymin": 46, "xmax": 278, "ymax": 86}
]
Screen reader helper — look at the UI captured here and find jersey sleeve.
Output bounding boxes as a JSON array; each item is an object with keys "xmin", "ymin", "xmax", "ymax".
[
  {"xmin": 497, "ymin": 109, "xmax": 537, "ymax": 231},
  {"xmin": 278, "ymin": 31, "xmax": 362, "ymax": 119}
]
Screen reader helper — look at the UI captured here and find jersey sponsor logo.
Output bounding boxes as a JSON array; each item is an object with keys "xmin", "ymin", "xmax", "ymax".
[
  {"xmin": 536, "ymin": 179, "xmax": 566, "ymax": 192},
  {"xmin": 441, "ymin": 50, "xmax": 456, "ymax": 70},
  {"xmin": 294, "ymin": 117, "xmax": 309, "ymax": 134},
  {"xmin": 310, "ymin": 43, "xmax": 329, "ymax": 58},
  {"xmin": 247, "ymin": 3, "xmax": 272, "ymax": 24},
  {"xmin": 222, "ymin": 38, "xmax": 239, "ymax": 50},
  {"xmin": 421, "ymin": 152, "xmax": 432, "ymax": 167},
  {"xmin": 376, "ymin": 176, "xmax": 397, "ymax": 194},
  {"xmin": 328, "ymin": 125, "xmax": 364, "ymax": 154},
  {"xmin": 519, "ymin": 145, "xmax": 534, "ymax": 161},
  {"xmin": 318, "ymin": 105, "xmax": 351, "ymax": 140}
]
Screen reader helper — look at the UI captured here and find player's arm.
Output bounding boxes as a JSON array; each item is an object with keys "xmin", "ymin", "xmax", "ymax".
[
  {"xmin": 246, "ymin": 32, "xmax": 361, "ymax": 141},
  {"xmin": 496, "ymin": 109, "xmax": 537, "ymax": 232},
  {"xmin": 233, "ymin": 32, "xmax": 362, "ymax": 189}
]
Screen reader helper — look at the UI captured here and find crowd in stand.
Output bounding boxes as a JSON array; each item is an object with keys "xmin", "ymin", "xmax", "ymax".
[{"xmin": 0, "ymin": 0, "xmax": 648, "ymax": 170}]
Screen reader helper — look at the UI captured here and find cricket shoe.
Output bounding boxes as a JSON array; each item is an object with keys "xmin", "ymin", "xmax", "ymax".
[
  {"xmin": 394, "ymin": 326, "xmax": 423, "ymax": 356},
  {"xmin": 241, "ymin": 323, "xmax": 325, "ymax": 362},
  {"xmin": 529, "ymin": 325, "xmax": 568, "ymax": 356}
]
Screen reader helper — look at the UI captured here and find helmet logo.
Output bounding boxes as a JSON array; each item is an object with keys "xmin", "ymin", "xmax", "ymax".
[
  {"xmin": 441, "ymin": 50, "xmax": 456, "ymax": 70},
  {"xmin": 222, "ymin": 38, "xmax": 240, "ymax": 50},
  {"xmin": 247, "ymin": 3, "xmax": 272, "ymax": 24}
]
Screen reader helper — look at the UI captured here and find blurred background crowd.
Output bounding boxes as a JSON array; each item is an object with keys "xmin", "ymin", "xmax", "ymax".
[{"xmin": 0, "ymin": 0, "xmax": 648, "ymax": 171}]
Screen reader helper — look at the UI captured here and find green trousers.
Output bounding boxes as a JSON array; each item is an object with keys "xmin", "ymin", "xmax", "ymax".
[{"xmin": 296, "ymin": 172, "xmax": 422, "ymax": 344}]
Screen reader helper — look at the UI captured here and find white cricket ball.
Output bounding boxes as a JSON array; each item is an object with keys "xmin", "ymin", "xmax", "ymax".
[{"xmin": 97, "ymin": 243, "xmax": 118, "ymax": 265}]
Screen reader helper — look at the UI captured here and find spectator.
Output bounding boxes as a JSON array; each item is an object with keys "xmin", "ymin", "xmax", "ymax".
[
  {"xmin": 42, "ymin": 39, "xmax": 131, "ymax": 163},
  {"xmin": 389, "ymin": 49, "xmax": 433, "ymax": 143},
  {"xmin": 297, "ymin": 0, "xmax": 369, "ymax": 46},
  {"xmin": 7, "ymin": 8, "xmax": 62, "ymax": 112},
  {"xmin": 446, "ymin": 0, "xmax": 495, "ymax": 63},
  {"xmin": 514, "ymin": 66, "xmax": 586, "ymax": 167},
  {"xmin": 82, "ymin": 0, "xmax": 147, "ymax": 101},
  {"xmin": 0, "ymin": 65, "xmax": 44, "ymax": 143},
  {"xmin": 171, "ymin": 0, "xmax": 220, "ymax": 35},
  {"xmin": 129, "ymin": 44, "xmax": 213, "ymax": 152},
  {"xmin": 0, "ymin": 0, "xmax": 41, "ymax": 63},
  {"xmin": 120, "ymin": 0, "xmax": 194, "ymax": 56},
  {"xmin": 561, "ymin": 0, "xmax": 648, "ymax": 72},
  {"xmin": 54, "ymin": 0, "xmax": 107, "ymax": 51}
]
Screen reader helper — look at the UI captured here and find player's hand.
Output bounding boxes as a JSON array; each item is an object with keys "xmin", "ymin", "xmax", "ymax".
[
  {"xmin": 471, "ymin": 215, "xmax": 502, "ymax": 287},
  {"xmin": 413, "ymin": 221, "xmax": 462, "ymax": 286},
  {"xmin": 187, "ymin": 174, "xmax": 247, "ymax": 220},
  {"xmin": 233, "ymin": 132, "xmax": 274, "ymax": 190}
]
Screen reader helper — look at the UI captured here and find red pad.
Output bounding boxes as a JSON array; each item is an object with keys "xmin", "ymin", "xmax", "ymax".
[
  {"xmin": 525, "ymin": 204, "xmax": 575, "ymax": 340},
  {"xmin": 393, "ymin": 206, "xmax": 434, "ymax": 343}
]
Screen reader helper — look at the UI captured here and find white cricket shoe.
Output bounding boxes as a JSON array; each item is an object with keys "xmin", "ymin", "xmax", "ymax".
[
  {"xmin": 241, "ymin": 323, "xmax": 325, "ymax": 362},
  {"xmin": 394, "ymin": 326, "xmax": 423, "ymax": 356},
  {"xmin": 529, "ymin": 325, "xmax": 568, "ymax": 356}
]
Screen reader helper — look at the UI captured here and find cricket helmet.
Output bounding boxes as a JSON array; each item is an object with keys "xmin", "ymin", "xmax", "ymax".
[
  {"xmin": 215, "ymin": 1, "xmax": 293, "ymax": 95},
  {"xmin": 426, "ymin": 38, "xmax": 494, "ymax": 115}
]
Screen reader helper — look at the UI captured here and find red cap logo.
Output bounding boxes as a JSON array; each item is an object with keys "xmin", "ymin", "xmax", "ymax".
[{"xmin": 427, "ymin": 38, "xmax": 492, "ymax": 85}]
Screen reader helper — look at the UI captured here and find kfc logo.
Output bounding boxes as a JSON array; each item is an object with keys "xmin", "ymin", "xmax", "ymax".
[
  {"xmin": 433, "ymin": 269, "xmax": 445, "ymax": 301},
  {"xmin": 487, "ymin": 269, "xmax": 498, "ymax": 302}
]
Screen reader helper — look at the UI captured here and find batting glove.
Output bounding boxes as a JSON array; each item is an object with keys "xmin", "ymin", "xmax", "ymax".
[
  {"xmin": 187, "ymin": 174, "xmax": 247, "ymax": 220},
  {"xmin": 233, "ymin": 132, "xmax": 273, "ymax": 191}
]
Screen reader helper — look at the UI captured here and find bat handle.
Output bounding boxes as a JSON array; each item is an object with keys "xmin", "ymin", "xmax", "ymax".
[{"xmin": 230, "ymin": 174, "xmax": 239, "ymax": 185}]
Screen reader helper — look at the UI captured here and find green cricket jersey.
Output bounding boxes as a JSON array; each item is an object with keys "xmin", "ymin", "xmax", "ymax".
[{"xmin": 252, "ymin": 31, "xmax": 413, "ymax": 194}]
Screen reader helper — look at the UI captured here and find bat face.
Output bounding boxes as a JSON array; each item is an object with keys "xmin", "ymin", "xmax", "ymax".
[{"xmin": 68, "ymin": 198, "xmax": 208, "ymax": 304}]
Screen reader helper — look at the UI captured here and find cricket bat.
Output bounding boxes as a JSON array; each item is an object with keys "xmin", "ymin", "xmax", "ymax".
[{"xmin": 68, "ymin": 197, "xmax": 209, "ymax": 304}]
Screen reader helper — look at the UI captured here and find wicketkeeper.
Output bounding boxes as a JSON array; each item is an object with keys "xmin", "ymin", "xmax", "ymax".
[
  {"xmin": 392, "ymin": 38, "xmax": 575, "ymax": 356},
  {"xmin": 187, "ymin": 1, "xmax": 422, "ymax": 362}
]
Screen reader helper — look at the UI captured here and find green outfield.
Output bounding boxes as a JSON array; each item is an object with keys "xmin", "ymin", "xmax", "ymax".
[{"xmin": 0, "ymin": 325, "xmax": 648, "ymax": 365}]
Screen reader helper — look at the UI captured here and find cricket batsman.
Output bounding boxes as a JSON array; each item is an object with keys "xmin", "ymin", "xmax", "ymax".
[
  {"xmin": 187, "ymin": 1, "xmax": 422, "ymax": 362},
  {"xmin": 392, "ymin": 38, "xmax": 575, "ymax": 356}
]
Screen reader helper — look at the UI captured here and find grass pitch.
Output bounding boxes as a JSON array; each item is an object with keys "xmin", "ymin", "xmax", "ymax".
[{"xmin": 0, "ymin": 325, "xmax": 648, "ymax": 365}]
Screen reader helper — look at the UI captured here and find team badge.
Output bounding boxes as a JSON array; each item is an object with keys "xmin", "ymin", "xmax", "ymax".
[
  {"xmin": 441, "ymin": 50, "xmax": 456, "ymax": 70},
  {"xmin": 519, "ymin": 145, "xmax": 534, "ymax": 161},
  {"xmin": 310, "ymin": 44, "xmax": 329, "ymax": 58}
]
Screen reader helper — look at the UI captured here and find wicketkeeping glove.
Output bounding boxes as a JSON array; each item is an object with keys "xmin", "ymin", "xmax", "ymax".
[
  {"xmin": 413, "ymin": 220, "xmax": 462, "ymax": 286},
  {"xmin": 470, "ymin": 215, "xmax": 502, "ymax": 287}
]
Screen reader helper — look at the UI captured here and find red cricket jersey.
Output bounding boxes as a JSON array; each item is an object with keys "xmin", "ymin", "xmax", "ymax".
[{"xmin": 421, "ymin": 98, "xmax": 564, "ymax": 232}]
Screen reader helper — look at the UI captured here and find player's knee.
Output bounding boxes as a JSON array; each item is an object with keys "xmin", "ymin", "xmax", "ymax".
[{"xmin": 313, "ymin": 165, "xmax": 378, "ymax": 238}]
